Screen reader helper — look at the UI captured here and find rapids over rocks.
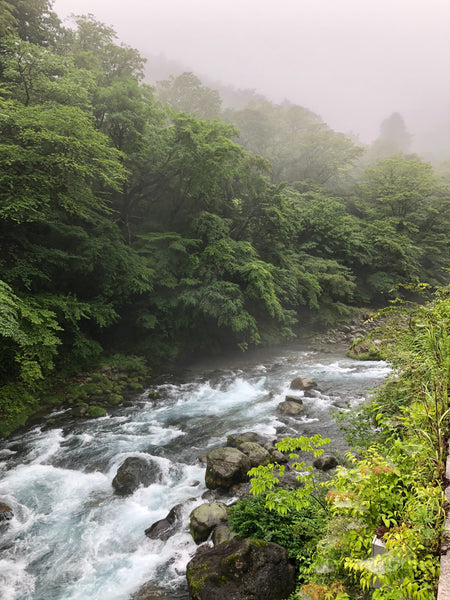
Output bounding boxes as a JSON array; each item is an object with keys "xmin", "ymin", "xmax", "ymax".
[{"xmin": 0, "ymin": 343, "xmax": 389, "ymax": 600}]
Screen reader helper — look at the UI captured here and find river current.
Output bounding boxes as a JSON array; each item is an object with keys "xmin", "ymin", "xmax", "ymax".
[{"xmin": 0, "ymin": 343, "xmax": 389, "ymax": 600}]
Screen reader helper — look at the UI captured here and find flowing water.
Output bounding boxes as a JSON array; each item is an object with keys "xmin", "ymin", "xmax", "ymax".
[{"xmin": 0, "ymin": 343, "xmax": 389, "ymax": 600}]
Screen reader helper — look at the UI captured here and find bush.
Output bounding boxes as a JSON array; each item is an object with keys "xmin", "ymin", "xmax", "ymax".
[{"xmin": 229, "ymin": 491, "xmax": 328, "ymax": 581}]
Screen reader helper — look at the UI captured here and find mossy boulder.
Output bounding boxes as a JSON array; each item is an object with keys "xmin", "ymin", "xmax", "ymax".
[
  {"xmin": 347, "ymin": 338, "xmax": 383, "ymax": 360},
  {"xmin": 186, "ymin": 537, "xmax": 296, "ymax": 600},
  {"xmin": 238, "ymin": 442, "xmax": 271, "ymax": 467},
  {"xmin": 205, "ymin": 447, "xmax": 251, "ymax": 490},
  {"xmin": 87, "ymin": 405, "xmax": 106, "ymax": 418},
  {"xmin": 189, "ymin": 502, "xmax": 228, "ymax": 544}
]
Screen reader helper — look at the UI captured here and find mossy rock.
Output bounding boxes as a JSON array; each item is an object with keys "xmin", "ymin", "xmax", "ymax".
[
  {"xmin": 347, "ymin": 338, "xmax": 383, "ymax": 360},
  {"xmin": 71, "ymin": 403, "xmax": 89, "ymax": 417},
  {"xmin": 86, "ymin": 406, "xmax": 106, "ymax": 418},
  {"xmin": 107, "ymin": 393, "xmax": 123, "ymax": 406}
]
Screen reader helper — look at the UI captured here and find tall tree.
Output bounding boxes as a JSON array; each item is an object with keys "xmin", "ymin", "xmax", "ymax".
[{"xmin": 156, "ymin": 72, "xmax": 222, "ymax": 119}]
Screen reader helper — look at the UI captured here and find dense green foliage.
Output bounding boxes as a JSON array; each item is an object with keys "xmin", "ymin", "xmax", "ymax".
[
  {"xmin": 0, "ymin": 1, "xmax": 449, "ymax": 434},
  {"xmin": 229, "ymin": 491, "xmax": 328, "ymax": 582},
  {"xmin": 244, "ymin": 289, "xmax": 450, "ymax": 599}
]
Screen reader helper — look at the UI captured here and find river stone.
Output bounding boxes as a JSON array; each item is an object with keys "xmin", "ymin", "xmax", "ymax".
[
  {"xmin": 270, "ymin": 449, "xmax": 289, "ymax": 464},
  {"xmin": 277, "ymin": 400, "xmax": 306, "ymax": 417},
  {"xmin": 112, "ymin": 456, "xmax": 160, "ymax": 496},
  {"xmin": 238, "ymin": 442, "xmax": 271, "ymax": 467},
  {"xmin": 313, "ymin": 454, "xmax": 338, "ymax": 471},
  {"xmin": 0, "ymin": 502, "xmax": 13, "ymax": 521},
  {"xmin": 212, "ymin": 524, "xmax": 236, "ymax": 546},
  {"xmin": 145, "ymin": 502, "xmax": 185, "ymax": 541},
  {"xmin": 189, "ymin": 501, "xmax": 228, "ymax": 544},
  {"xmin": 227, "ymin": 432, "xmax": 267, "ymax": 448},
  {"xmin": 131, "ymin": 582, "xmax": 174, "ymax": 599},
  {"xmin": 290, "ymin": 376, "xmax": 317, "ymax": 390},
  {"xmin": 284, "ymin": 394, "xmax": 303, "ymax": 404},
  {"xmin": 205, "ymin": 447, "xmax": 251, "ymax": 490},
  {"xmin": 186, "ymin": 537, "xmax": 296, "ymax": 600}
]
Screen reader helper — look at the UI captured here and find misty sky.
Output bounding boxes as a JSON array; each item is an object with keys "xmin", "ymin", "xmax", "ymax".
[{"xmin": 53, "ymin": 0, "xmax": 450, "ymax": 150}]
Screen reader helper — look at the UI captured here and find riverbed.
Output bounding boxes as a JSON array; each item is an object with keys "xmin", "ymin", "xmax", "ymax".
[{"xmin": 0, "ymin": 343, "xmax": 389, "ymax": 600}]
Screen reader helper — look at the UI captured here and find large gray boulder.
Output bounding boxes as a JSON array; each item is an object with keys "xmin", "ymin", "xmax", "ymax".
[
  {"xmin": 189, "ymin": 502, "xmax": 228, "ymax": 544},
  {"xmin": 227, "ymin": 432, "xmax": 267, "ymax": 448},
  {"xmin": 277, "ymin": 400, "xmax": 306, "ymax": 417},
  {"xmin": 238, "ymin": 442, "xmax": 271, "ymax": 467},
  {"xmin": 112, "ymin": 456, "xmax": 160, "ymax": 496},
  {"xmin": 205, "ymin": 447, "xmax": 251, "ymax": 490},
  {"xmin": 290, "ymin": 376, "xmax": 317, "ymax": 391},
  {"xmin": 186, "ymin": 537, "xmax": 296, "ymax": 600}
]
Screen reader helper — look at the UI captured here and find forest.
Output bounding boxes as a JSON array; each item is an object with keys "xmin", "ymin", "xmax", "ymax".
[{"xmin": 0, "ymin": 0, "xmax": 449, "ymax": 436}]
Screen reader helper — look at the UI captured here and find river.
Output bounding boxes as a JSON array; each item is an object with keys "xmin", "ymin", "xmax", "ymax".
[{"xmin": 0, "ymin": 343, "xmax": 389, "ymax": 600}]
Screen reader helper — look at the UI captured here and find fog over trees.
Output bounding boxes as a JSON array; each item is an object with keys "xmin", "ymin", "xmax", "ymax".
[{"xmin": 52, "ymin": 0, "xmax": 450, "ymax": 160}]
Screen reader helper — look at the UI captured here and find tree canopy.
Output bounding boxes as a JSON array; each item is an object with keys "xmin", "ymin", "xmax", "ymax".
[{"xmin": 0, "ymin": 7, "xmax": 448, "ymax": 433}]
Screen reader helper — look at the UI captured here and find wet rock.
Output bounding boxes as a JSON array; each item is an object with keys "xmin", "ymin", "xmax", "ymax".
[
  {"xmin": 145, "ymin": 502, "xmax": 184, "ymax": 542},
  {"xmin": 112, "ymin": 456, "xmax": 160, "ymax": 496},
  {"xmin": 284, "ymin": 394, "xmax": 303, "ymax": 404},
  {"xmin": 290, "ymin": 376, "xmax": 317, "ymax": 391},
  {"xmin": 189, "ymin": 502, "xmax": 228, "ymax": 544},
  {"xmin": 238, "ymin": 442, "xmax": 271, "ymax": 467},
  {"xmin": 226, "ymin": 432, "xmax": 267, "ymax": 448},
  {"xmin": 0, "ymin": 502, "xmax": 13, "ymax": 521},
  {"xmin": 313, "ymin": 454, "xmax": 338, "ymax": 471},
  {"xmin": 205, "ymin": 447, "xmax": 251, "ymax": 490},
  {"xmin": 131, "ymin": 582, "xmax": 174, "ymax": 599},
  {"xmin": 277, "ymin": 400, "xmax": 306, "ymax": 417},
  {"xmin": 332, "ymin": 400, "xmax": 349, "ymax": 409},
  {"xmin": 186, "ymin": 537, "xmax": 296, "ymax": 600},
  {"xmin": 212, "ymin": 523, "xmax": 236, "ymax": 546},
  {"xmin": 270, "ymin": 449, "xmax": 289, "ymax": 464}
]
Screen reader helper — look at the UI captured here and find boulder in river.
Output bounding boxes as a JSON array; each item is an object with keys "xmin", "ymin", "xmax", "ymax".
[
  {"xmin": 186, "ymin": 537, "xmax": 296, "ymax": 600},
  {"xmin": 277, "ymin": 400, "xmax": 306, "ymax": 417},
  {"xmin": 112, "ymin": 456, "xmax": 160, "ymax": 496},
  {"xmin": 290, "ymin": 376, "xmax": 317, "ymax": 391},
  {"xmin": 284, "ymin": 394, "xmax": 303, "ymax": 404},
  {"xmin": 238, "ymin": 442, "xmax": 271, "ymax": 467},
  {"xmin": 313, "ymin": 454, "xmax": 338, "ymax": 471},
  {"xmin": 0, "ymin": 502, "xmax": 13, "ymax": 522},
  {"xmin": 205, "ymin": 447, "xmax": 251, "ymax": 490},
  {"xmin": 189, "ymin": 501, "xmax": 228, "ymax": 544},
  {"xmin": 145, "ymin": 502, "xmax": 184, "ymax": 542},
  {"xmin": 226, "ymin": 431, "xmax": 267, "ymax": 448}
]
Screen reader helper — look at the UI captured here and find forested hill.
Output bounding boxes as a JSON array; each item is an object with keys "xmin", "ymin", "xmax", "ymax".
[{"xmin": 0, "ymin": 1, "xmax": 449, "ymax": 435}]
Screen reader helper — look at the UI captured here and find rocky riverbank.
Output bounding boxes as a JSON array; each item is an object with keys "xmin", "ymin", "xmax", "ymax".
[{"xmin": 130, "ymin": 374, "xmax": 340, "ymax": 600}]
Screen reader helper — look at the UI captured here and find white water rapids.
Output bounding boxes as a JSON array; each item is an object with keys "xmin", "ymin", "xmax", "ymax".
[{"xmin": 0, "ymin": 344, "xmax": 389, "ymax": 600}]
